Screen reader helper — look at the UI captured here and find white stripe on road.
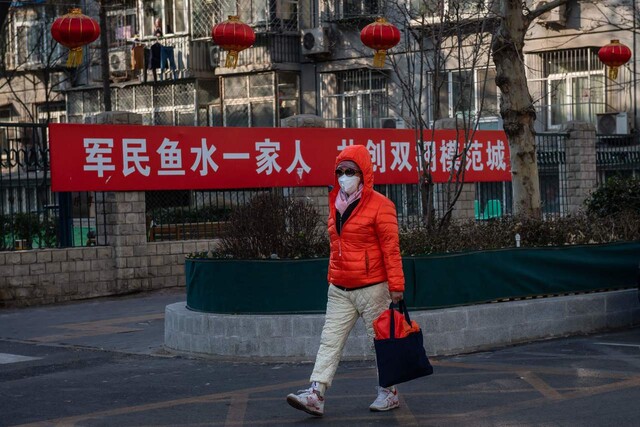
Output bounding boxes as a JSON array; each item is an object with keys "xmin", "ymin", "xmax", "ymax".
[
  {"xmin": 594, "ymin": 342, "xmax": 640, "ymax": 349},
  {"xmin": 0, "ymin": 353, "xmax": 41, "ymax": 364}
]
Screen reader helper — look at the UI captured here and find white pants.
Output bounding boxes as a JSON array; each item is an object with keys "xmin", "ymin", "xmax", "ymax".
[{"xmin": 310, "ymin": 282, "xmax": 391, "ymax": 387}]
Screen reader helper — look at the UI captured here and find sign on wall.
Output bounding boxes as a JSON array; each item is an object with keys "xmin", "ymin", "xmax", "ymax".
[{"xmin": 49, "ymin": 124, "xmax": 511, "ymax": 192}]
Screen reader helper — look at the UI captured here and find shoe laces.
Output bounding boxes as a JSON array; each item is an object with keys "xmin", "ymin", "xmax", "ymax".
[
  {"xmin": 376, "ymin": 386, "xmax": 396, "ymax": 400},
  {"xmin": 296, "ymin": 387, "xmax": 323, "ymax": 399}
]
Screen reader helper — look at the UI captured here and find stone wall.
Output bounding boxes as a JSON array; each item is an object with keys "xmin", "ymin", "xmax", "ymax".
[
  {"xmin": 165, "ymin": 289, "xmax": 640, "ymax": 359},
  {"xmin": 0, "ymin": 239, "xmax": 218, "ymax": 307},
  {"xmin": 562, "ymin": 121, "xmax": 598, "ymax": 213}
]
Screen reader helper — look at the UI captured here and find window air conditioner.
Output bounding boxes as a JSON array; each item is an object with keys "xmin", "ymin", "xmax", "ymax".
[
  {"xmin": 301, "ymin": 27, "xmax": 331, "ymax": 56},
  {"xmin": 109, "ymin": 50, "xmax": 129, "ymax": 74},
  {"xmin": 596, "ymin": 112, "xmax": 632, "ymax": 135},
  {"xmin": 537, "ymin": 1, "xmax": 566, "ymax": 26}
]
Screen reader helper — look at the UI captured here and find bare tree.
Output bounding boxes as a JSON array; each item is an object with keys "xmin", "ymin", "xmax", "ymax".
[
  {"xmin": 387, "ymin": 0, "xmax": 499, "ymax": 227},
  {"xmin": 491, "ymin": 0, "xmax": 570, "ymax": 218}
]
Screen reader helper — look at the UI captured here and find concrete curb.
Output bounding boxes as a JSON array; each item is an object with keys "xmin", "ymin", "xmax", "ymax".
[{"xmin": 164, "ymin": 289, "xmax": 640, "ymax": 360}]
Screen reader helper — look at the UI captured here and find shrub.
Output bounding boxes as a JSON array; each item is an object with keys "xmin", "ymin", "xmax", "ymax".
[
  {"xmin": 585, "ymin": 175, "xmax": 640, "ymax": 217},
  {"xmin": 150, "ymin": 206, "xmax": 231, "ymax": 224},
  {"xmin": 39, "ymin": 217, "xmax": 58, "ymax": 248},
  {"xmin": 399, "ymin": 212, "xmax": 640, "ymax": 256},
  {"xmin": 13, "ymin": 213, "xmax": 41, "ymax": 249},
  {"xmin": 216, "ymin": 193, "xmax": 329, "ymax": 259}
]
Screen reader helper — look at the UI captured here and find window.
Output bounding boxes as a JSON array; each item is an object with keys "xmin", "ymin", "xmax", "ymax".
[
  {"xmin": 433, "ymin": 67, "xmax": 499, "ymax": 124},
  {"xmin": 547, "ymin": 73, "xmax": 605, "ymax": 128},
  {"xmin": 321, "ymin": 69, "xmax": 389, "ymax": 128},
  {"xmin": 410, "ymin": 0, "xmax": 488, "ymax": 19},
  {"xmin": 342, "ymin": 0, "xmax": 380, "ymax": 18},
  {"xmin": 10, "ymin": 8, "xmax": 65, "ymax": 68},
  {"xmin": 278, "ymin": 72, "xmax": 299, "ymax": 121},
  {"xmin": 0, "ymin": 105, "xmax": 16, "ymax": 122},
  {"xmin": 222, "ymin": 72, "xmax": 299, "ymax": 127},
  {"xmin": 143, "ymin": 0, "xmax": 187, "ymax": 36},
  {"xmin": 37, "ymin": 102, "xmax": 67, "ymax": 124},
  {"xmin": 107, "ymin": 3, "xmax": 138, "ymax": 48},
  {"xmin": 16, "ymin": 23, "xmax": 44, "ymax": 65},
  {"xmin": 528, "ymin": 48, "xmax": 607, "ymax": 131}
]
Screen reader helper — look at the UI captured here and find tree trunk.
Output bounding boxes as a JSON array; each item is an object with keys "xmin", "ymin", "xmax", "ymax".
[{"xmin": 491, "ymin": 0, "xmax": 541, "ymax": 218}]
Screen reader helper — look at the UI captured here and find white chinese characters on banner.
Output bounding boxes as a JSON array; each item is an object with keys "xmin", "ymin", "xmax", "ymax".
[
  {"xmin": 79, "ymin": 134, "xmax": 507, "ymax": 181},
  {"xmin": 157, "ymin": 138, "xmax": 185, "ymax": 176},
  {"xmin": 486, "ymin": 140, "xmax": 507, "ymax": 171},
  {"xmin": 418, "ymin": 141, "xmax": 438, "ymax": 173},
  {"xmin": 465, "ymin": 140, "xmax": 484, "ymax": 171},
  {"xmin": 122, "ymin": 139, "xmax": 150, "ymax": 177},
  {"xmin": 255, "ymin": 139, "xmax": 282, "ymax": 175},
  {"xmin": 191, "ymin": 138, "xmax": 218, "ymax": 176},
  {"xmin": 285, "ymin": 140, "xmax": 311, "ymax": 179},
  {"xmin": 367, "ymin": 139, "xmax": 386, "ymax": 173},
  {"xmin": 390, "ymin": 141, "xmax": 412, "ymax": 172},
  {"xmin": 83, "ymin": 138, "xmax": 116, "ymax": 178}
]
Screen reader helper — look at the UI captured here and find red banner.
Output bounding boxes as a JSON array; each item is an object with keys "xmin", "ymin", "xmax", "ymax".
[{"xmin": 49, "ymin": 124, "xmax": 511, "ymax": 192}]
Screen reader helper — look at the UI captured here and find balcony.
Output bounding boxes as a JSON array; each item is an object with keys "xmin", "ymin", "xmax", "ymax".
[
  {"xmin": 191, "ymin": 33, "xmax": 301, "ymax": 74},
  {"xmin": 89, "ymin": 34, "xmax": 192, "ymax": 83}
]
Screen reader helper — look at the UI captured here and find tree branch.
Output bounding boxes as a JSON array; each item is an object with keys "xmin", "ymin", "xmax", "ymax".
[{"xmin": 526, "ymin": 0, "xmax": 570, "ymax": 22}]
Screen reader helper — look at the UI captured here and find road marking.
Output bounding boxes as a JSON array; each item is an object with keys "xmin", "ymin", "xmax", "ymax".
[
  {"xmin": 28, "ymin": 313, "xmax": 164, "ymax": 343},
  {"xmin": 0, "ymin": 353, "xmax": 41, "ymax": 364},
  {"xmin": 519, "ymin": 371, "xmax": 563, "ymax": 400},
  {"xmin": 594, "ymin": 342, "xmax": 640, "ymax": 349},
  {"xmin": 224, "ymin": 394, "xmax": 249, "ymax": 427}
]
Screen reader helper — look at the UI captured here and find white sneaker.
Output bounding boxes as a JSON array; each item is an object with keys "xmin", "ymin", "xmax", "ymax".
[
  {"xmin": 369, "ymin": 386, "xmax": 400, "ymax": 412},
  {"xmin": 286, "ymin": 386, "xmax": 324, "ymax": 416}
]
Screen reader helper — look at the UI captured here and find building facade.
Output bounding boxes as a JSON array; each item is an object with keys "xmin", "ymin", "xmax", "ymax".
[{"xmin": 0, "ymin": 0, "xmax": 639, "ymax": 226}]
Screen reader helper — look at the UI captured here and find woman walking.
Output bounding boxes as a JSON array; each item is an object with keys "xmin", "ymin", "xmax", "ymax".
[{"xmin": 286, "ymin": 144, "xmax": 405, "ymax": 416}]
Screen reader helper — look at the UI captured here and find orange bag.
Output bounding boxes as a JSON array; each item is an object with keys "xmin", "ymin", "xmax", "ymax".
[{"xmin": 374, "ymin": 305, "xmax": 421, "ymax": 339}]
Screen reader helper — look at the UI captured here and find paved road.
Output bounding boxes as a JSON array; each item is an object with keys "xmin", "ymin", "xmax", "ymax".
[{"xmin": 1, "ymin": 289, "xmax": 639, "ymax": 426}]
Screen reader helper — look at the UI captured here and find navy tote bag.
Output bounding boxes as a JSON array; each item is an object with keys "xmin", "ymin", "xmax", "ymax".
[{"xmin": 374, "ymin": 301, "xmax": 433, "ymax": 388}]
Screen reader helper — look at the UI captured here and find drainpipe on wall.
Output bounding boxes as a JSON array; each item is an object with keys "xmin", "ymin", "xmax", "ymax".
[{"xmin": 633, "ymin": 0, "xmax": 637, "ymax": 128}]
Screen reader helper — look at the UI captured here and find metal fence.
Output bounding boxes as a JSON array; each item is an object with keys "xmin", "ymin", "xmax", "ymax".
[
  {"xmin": 596, "ymin": 133, "xmax": 640, "ymax": 184},
  {"xmin": 0, "ymin": 122, "xmax": 106, "ymax": 251}
]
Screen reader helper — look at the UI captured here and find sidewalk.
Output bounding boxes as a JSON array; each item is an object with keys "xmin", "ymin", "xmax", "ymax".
[{"xmin": 0, "ymin": 288, "xmax": 184, "ymax": 355}]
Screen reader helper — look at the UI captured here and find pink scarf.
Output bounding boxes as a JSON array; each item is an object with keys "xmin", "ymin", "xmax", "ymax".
[{"xmin": 335, "ymin": 184, "xmax": 364, "ymax": 215}]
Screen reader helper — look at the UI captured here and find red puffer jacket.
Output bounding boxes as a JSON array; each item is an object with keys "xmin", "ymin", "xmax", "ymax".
[{"xmin": 327, "ymin": 144, "xmax": 405, "ymax": 292}]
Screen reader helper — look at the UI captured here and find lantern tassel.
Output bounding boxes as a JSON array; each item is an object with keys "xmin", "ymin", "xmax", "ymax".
[
  {"xmin": 225, "ymin": 50, "xmax": 239, "ymax": 68},
  {"xmin": 373, "ymin": 50, "xmax": 387, "ymax": 68},
  {"xmin": 66, "ymin": 47, "xmax": 84, "ymax": 68},
  {"xmin": 608, "ymin": 66, "xmax": 619, "ymax": 80}
]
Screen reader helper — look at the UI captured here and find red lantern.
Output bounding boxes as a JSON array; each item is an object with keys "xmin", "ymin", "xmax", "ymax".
[
  {"xmin": 211, "ymin": 16, "xmax": 256, "ymax": 68},
  {"xmin": 360, "ymin": 17, "xmax": 401, "ymax": 68},
  {"xmin": 50, "ymin": 8, "xmax": 100, "ymax": 68},
  {"xmin": 598, "ymin": 39, "xmax": 632, "ymax": 80}
]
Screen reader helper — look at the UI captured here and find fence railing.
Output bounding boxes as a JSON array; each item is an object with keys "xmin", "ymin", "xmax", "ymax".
[
  {"xmin": 0, "ymin": 122, "xmax": 106, "ymax": 251},
  {"xmin": 596, "ymin": 133, "xmax": 640, "ymax": 185}
]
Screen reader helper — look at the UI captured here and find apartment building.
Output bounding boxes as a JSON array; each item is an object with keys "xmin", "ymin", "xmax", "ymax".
[{"xmin": 0, "ymin": 0, "xmax": 638, "ymax": 223}]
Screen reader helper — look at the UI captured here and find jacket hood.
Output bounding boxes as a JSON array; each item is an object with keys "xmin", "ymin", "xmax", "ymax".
[{"xmin": 334, "ymin": 144, "xmax": 374, "ymax": 194}]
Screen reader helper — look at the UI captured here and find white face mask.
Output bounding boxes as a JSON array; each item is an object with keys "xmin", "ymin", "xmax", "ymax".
[{"xmin": 338, "ymin": 175, "xmax": 360, "ymax": 195}]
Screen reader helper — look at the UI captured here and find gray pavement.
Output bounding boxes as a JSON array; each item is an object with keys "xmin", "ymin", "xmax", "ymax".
[{"xmin": 1, "ymin": 289, "xmax": 640, "ymax": 426}]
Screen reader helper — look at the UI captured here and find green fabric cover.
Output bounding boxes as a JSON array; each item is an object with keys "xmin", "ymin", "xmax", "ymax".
[
  {"xmin": 411, "ymin": 242, "xmax": 640, "ymax": 308},
  {"xmin": 185, "ymin": 242, "xmax": 640, "ymax": 313}
]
